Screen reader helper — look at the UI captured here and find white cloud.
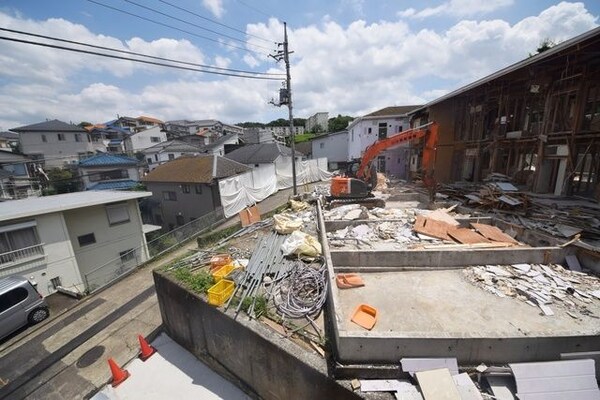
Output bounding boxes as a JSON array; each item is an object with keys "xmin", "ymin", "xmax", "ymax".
[
  {"xmin": 214, "ymin": 56, "xmax": 231, "ymax": 68},
  {"xmin": 202, "ymin": 0, "xmax": 224, "ymax": 18},
  {"xmin": 399, "ymin": 0, "xmax": 514, "ymax": 19},
  {"xmin": 340, "ymin": 0, "xmax": 365, "ymax": 16}
]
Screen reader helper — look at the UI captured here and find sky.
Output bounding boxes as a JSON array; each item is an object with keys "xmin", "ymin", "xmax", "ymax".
[{"xmin": 0, "ymin": 0, "xmax": 598, "ymax": 129}]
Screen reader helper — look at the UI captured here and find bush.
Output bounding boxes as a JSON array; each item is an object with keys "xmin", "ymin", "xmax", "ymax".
[{"xmin": 173, "ymin": 268, "xmax": 214, "ymax": 294}]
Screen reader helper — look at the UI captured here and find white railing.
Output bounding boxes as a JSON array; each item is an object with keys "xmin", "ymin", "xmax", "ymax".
[{"xmin": 0, "ymin": 243, "xmax": 45, "ymax": 265}]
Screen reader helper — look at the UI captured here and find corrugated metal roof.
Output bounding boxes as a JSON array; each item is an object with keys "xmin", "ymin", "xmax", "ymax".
[
  {"xmin": 510, "ymin": 359, "xmax": 600, "ymax": 400},
  {"xmin": 142, "ymin": 155, "xmax": 250, "ymax": 184},
  {"xmin": 79, "ymin": 153, "xmax": 138, "ymax": 167},
  {"xmin": 11, "ymin": 119, "xmax": 87, "ymax": 133},
  {"xmin": 412, "ymin": 26, "xmax": 600, "ymax": 113},
  {"xmin": 87, "ymin": 180, "xmax": 139, "ymax": 191}
]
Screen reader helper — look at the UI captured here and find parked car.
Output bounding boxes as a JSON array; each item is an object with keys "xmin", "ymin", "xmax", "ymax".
[{"xmin": 0, "ymin": 276, "xmax": 49, "ymax": 340}]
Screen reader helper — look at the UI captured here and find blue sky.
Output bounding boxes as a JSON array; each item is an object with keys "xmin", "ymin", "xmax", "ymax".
[{"xmin": 0, "ymin": 0, "xmax": 598, "ymax": 129}]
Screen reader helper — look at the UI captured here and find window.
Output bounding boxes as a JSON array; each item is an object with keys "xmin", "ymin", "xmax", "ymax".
[
  {"xmin": 254, "ymin": 164, "xmax": 259, "ymax": 167},
  {"xmin": 106, "ymin": 203, "xmax": 130, "ymax": 225},
  {"xmin": 89, "ymin": 170, "xmax": 129, "ymax": 182},
  {"xmin": 0, "ymin": 288, "xmax": 28, "ymax": 313},
  {"xmin": 320, "ymin": 142, "xmax": 324, "ymax": 149},
  {"xmin": 120, "ymin": 249, "xmax": 135, "ymax": 263},
  {"xmin": 41, "ymin": 134, "xmax": 47, "ymax": 143},
  {"xmin": 368, "ymin": 128, "xmax": 372, "ymax": 134},
  {"xmin": 181, "ymin": 184, "xmax": 190, "ymax": 193},
  {"xmin": 87, "ymin": 135, "xmax": 91, "ymax": 143},
  {"xmin": 154, "ymin": 154, "xmax": 159, "ymax": 161},
  {"xmin": 0, "ymin": 223, "xmax": 43, "ymax": 263},
  {"xmin": 57, "ymin": 133, "xmax": 66, "ymax": 141},
  {"xmin": 147, "ymin": 158, "xmax": 152, "ymax": 164},
  {"xmin": 168, "ymin": 153, "xmax": 175, "ymax": 160},
  {"xmin": 163, "ymin": 191, "xmax": 177, "ymax": 201},
  {"xmin": 75, "ymin": 134, "xmax": 82, "ymax": 142},
  {"xmin": 78, "ymin": 233, "xmax": 96, "ymax": 246},
  {"xmin": 378, "ymin": 123, "xmax": 387, "ymax": 139},
  {"xmin": 150, "ymin": 136, "xmax": 161, "ymax": 143},
  {"xmin": 195, "ymin": 184, "xmax": 203, "ymax": 194}
]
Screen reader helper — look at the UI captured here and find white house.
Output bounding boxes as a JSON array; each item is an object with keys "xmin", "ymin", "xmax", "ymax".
[
  {"xmin": 123, "ymin": 125, "xmax": 167, "ymax": 154},
  {"xmin": 143, "ymin": 140, "xmax": 205, "ymax": 171},
  {"xmin": 11, "ymin": 120, "xmax": 95, "ymax": 168},
  {"xmin": 346, "ymin": 106, "xmax": 420, "ymax": 178},
  {"xmin": 0, "ymin": 190, "xmax": 152, "ymax": 295},
  {"xmin": 311, "ymin": 131, "xmax": 349, "ymax": 170}
]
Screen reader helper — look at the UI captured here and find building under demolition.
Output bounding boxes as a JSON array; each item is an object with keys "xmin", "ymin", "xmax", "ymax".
[{"xmin": 410, "ymin": 26, "xmax": 600, "ymax": 200}]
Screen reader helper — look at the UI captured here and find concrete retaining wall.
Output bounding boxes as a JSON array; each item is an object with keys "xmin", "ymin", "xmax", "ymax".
[{"xmin": 153, "ymin": 271, "xmax": 361, "ymax": 400}]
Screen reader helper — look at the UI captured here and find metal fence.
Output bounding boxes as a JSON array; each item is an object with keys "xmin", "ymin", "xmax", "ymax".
[{"xmin": 83, "ymin": 208, "xmax": 225, "ymax": 293}]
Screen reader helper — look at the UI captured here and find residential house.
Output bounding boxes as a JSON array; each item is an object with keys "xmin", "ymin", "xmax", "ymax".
[
  {"xmin": 0, "ymin": 151, "xmax": 40, "ymax": 199},
  {"xmin": 0, "ymin": 131, "xmax": 19, "ymax": 152},
  {"xmin": 123, "ymin": 125, "xmax": 167, "ymax": 154},
  {"xmin": 347, "ymin": 105, "xmax": 421, "ymax": 179},
  {"xmin": 141, "ymin": 155, "xmax": 250, "ymax": 230},
  {"xmin": 11, "ymin": 120, "xmax": 94, "ymax": 168},
  {"xmin": 143, "ymin": 140, "xmax": 205, "ymax": 171},
  {"xmin": 306, "ymin": 112, "xmax": 329, "ymax": 133},
  {"xmin": 86, "ymin": 124, "xmax": 127, "ymax": 153},
  {"xmin": 0, "ymin": 190, "xmax": 152, "ymax": 295},
  {"xmin": 163, "ymin": 119, "xmax": 243, "ymax": 140},
  {"xmin": 78, "ymin": 153, "xmax": 140, "ymax": 191},
  {"xmin": 177, "ymin": 133, "xmax": 239, "ymax": 156},
  {"xmin": 109, "ymin": 115, "xmax": 163, "ymax": 133},
  {"xmin": 224, "ymin": 143, "xmax": 304, "ymax": 176},
  {"xmin": 408, "ymin": 26, "xmax": 600, "ymax": 198},
  {"xmin": 311, "ymin": 131, "xmax": 349, "ymax": 170}
]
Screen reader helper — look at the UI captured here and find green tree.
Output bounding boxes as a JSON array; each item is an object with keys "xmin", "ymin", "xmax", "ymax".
[
  {"xmin": 78, "ymin": 121, "xmax": 93, "ymax": 128},
  {"xmin": 46, "ymin": 168, "xmax": 79, "ymax": 194},
  {"xmin": 328, "ymin": 114, "xmax": 354, "ymax": 132}
]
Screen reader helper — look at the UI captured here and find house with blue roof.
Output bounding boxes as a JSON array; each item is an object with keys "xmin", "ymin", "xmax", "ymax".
[{"xmin": 78, "ymin": 153, "xmax": 140, "ymax": 191}]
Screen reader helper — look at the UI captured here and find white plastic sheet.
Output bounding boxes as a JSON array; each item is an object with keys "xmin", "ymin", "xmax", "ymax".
[{"xmin": 219, "ymin": 157, "xmax": 332, "ymax": 218}]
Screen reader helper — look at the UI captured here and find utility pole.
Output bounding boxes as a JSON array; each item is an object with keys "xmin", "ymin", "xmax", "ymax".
[{"xmin": 270, "ymin": 22, "xmax": 297, "ymax": 195}]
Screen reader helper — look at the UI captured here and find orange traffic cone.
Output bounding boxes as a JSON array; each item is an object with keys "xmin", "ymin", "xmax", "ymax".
[
  {"xmin": 108, "ymin": 358, "xmax": 130, "ymax": 387},
  {"xmin": 138, "ymin": 334, "xmax": 156, "ymax": 361}
]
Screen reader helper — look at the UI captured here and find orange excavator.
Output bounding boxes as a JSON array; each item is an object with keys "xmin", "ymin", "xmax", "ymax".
[{"xmin": 328, "ymin": 122, "xmax": 439, "ymax": 207}]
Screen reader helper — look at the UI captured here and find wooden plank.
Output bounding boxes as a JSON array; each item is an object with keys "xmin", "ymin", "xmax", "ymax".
[
  {"xmin": 447, "ymin": 227, "xmax": 490, "ymax": 244},
  {"xmin": 471, "ymin": 223, "xmax": 519, "ymax": 244},
  {"xmin": 413, "ymin": 216, "xmax": 453, "ymax": 241},
  {"xmin": 425, "ymin": 210, "xmax": 460, "ymax": 226},
  {"xmin": 415, "ymin": 368, "xmax": 461, "ymax": 400}
]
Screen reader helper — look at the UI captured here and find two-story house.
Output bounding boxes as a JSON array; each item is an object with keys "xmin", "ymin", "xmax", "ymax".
[
  {"xmin": 141, "ymin": 155, "xmax": 250, "ymax": 230},
  {"xmin": 143, "ymin": 140, "xmax": 205, "ymax": 171},
  {"xmin": 11, "ymin": 120, "xmax": 95, "ymax": 168},
  {"xmin": 347, "ymin": 106, "xmax": 420, "ymax": 179},
  {"xmin": 0, "ymin": 190, "xmax": 152, "ymax": 295},
  {"xmin": 123, "ymin": 125, "xmax": 167, "ymax": 154},
  {"xmin": 78, "ymin": 153, "xmax": 140, "ymax": 191}
]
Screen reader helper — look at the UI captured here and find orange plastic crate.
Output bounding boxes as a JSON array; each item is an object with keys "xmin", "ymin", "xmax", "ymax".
[
  {"xmin": 207, "ymin": 279, "xmax": 235, "ymax": 306},
  {"xmin": 210, "ymin": 254, "xmax": 233, "ymax": 271},
  {"xmin": 212, "ymin": 263, "xmax": 235, "ymax": 282}
]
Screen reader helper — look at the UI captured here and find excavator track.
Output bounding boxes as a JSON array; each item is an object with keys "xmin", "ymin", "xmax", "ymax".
[{"xmin": 326, "ymin": 196, "xmax": 386, "ymax": 209}]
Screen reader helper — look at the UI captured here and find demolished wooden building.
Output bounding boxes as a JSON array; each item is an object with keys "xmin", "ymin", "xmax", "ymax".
[{"xmin": 410, "ymin": 26, "xmax": 600, "ymax": 200}]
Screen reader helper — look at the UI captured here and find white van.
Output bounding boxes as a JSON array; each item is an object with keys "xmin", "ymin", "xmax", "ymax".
[{"xmin": 0, "ymin": 276, "xmax": 49, "ymax": 340}]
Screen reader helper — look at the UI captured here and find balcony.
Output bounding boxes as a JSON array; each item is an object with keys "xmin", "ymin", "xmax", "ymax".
[{"xmin": 0, "ymin": 244, "xmax": 46, "ymax": 269}]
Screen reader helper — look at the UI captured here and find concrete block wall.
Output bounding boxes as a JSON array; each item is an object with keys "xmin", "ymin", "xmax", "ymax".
[{"xmin": 153, "ymin": 271, "xmax": 361, "ymax": 400}]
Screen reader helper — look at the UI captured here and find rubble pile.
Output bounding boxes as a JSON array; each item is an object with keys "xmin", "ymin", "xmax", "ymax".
[{"xmin": 463, "ymin": 263, "xmax": 600, "ymax": 317}]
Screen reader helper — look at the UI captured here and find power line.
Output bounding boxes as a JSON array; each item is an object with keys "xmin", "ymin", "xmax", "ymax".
[
  {"xmin": 0, "ymin": 28, "xmax": 284, "ymax": 77},
  {"xmin": 158, "ymin": 0, "xmax": 273, "ymax": 44},
  {"xmin": 122, "ymin": 0, "xmax": 273, "ymax": 51},
  {"xmin": 235, "ymin": 0, "xmax": 272, "ymax": 18},
  {"xmin": 87, "ymin": 0, "xmax": 269, "ymax": 57},
  {"xmin": 0, "ymin": 35, "xmax": 282, "ymax": 80}
]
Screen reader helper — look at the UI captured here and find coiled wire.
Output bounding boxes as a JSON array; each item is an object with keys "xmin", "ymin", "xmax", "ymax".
[{"xmin": 272, "ymin": 259, "xmax": 328, "ymax": 319}]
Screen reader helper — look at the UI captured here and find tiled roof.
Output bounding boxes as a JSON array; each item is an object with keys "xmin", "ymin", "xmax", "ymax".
[
  {"xmin": 225, "ymin": 143, "xmax": 302, "ymax": 164},
  {"xmin": 137, "ymin": 116, "xmax": 163, "ymax": 124},
  {"xmin": 142, "ymin": 155, "xmax": 250, "ymax": 184},
  {"xmin": 79, "ymin": 153, "xmax": 139, "ymax": 167},
  {"xmin": 88, "ymin": 180, "xmax": 138, "ymax": 191},
  {"xmin": 365, "ymin": 106, "xmax": 422, "ymax": 117},
  {"xmin": 11, "ymin": 119, "xmax": 87, "ymax": 132}
]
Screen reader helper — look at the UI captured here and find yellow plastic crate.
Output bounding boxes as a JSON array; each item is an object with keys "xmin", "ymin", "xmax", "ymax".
[
  {"xmin": 212, "ymin": 263, "xmax": 235, "ymax": 282},
  {"xmin": 207, "ymin": 279, "xmax": 235, "ymax": 306}
]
